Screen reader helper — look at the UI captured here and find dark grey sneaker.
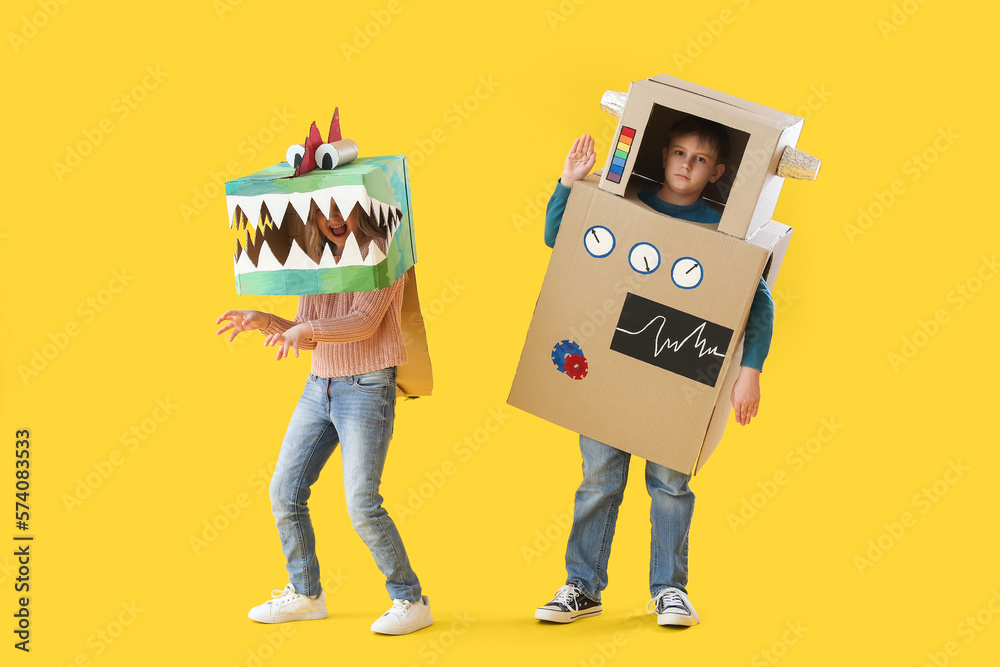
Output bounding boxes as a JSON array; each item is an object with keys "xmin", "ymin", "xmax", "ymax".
[
  {"xmin": 647, "ymin": 587, "xmax": 700, "ymax": 626},
  {"xmin": 535, "ymin": 584, "xmax": 602, "ymax": 623}
]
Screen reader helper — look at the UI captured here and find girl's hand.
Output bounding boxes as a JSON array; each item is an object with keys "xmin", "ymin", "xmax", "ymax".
[
  {"xmin": 216, "ymin": 310, "xmax": 269, "ymax": 342},
  {"xmin": 264, "ymin": 322, "xmax": 314, "ymax": 360},
  {"xmin": 562, "ymin": 134, "xmax": 597, "ymax": 187},
  {"xmin": 731, "ymin": 367, "xmax": 761, "ymax": 426}
]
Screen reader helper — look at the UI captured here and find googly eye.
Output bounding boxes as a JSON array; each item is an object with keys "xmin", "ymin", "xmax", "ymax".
[
  {"xmin": 286, "ymin": 144, "xmax": 306, "ymax": 169},
  {"xmin": 315, "ymin": 143, "xmax": 339, "ymax": 170},
  {"xmin": 315, "ymin": 139, "xmax": 359, "ymax": 170}
]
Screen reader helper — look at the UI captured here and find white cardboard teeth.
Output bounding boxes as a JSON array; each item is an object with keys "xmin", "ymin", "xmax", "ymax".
[
  {"xmin": 284, "ymin": 240, "xmax": 315, "ymax": 271},
  {"xmin": 365, "ymin": 241, "xmax": 386, "ymax": 266},
  {"xmin": 255, "ymin": 242, "xmax": 284, "ymax": 271},
  {"xmin": 337, "ymin": 232, "xmax": 364, "ymax": 266},
  {"xmin": 288, "ymin": 192, "xmax": 313, "ymax": 224},
  {"xmin": 318, "ymin": 242, "xmax": 337, "ymax": 268},
  {"xmin": 262, "ymin": 194, "xmax": 288, "ymax": 226},
  {"xmin": 226, "ymin": 197, "xmax": 241, "ymax": 227},
  {"xmin": 331, "ymin": 192, "xmax": 360, "ymax": 220},
  {"xmin": 232, "ymin": 184, "xmax": 400, "ymax": 271},
  {"xmin": 235, "ymin": 246, "xmax": 257, "ymax": 273}
]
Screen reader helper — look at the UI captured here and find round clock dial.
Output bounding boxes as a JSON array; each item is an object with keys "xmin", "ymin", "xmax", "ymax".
[
  {"xmin": 671, "ymin": 257, "xmax": 703, "ymax": 289},
  {"xmin": 628, "ymin": 242, "xmax": 660, "ymax": 274},
  {"xmin": 584, "ymin": 225, "xmax": 616, "ymax": 258}
]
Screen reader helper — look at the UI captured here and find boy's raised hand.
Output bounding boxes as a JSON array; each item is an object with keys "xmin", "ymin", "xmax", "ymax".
[
  {"xmin": 215, "ymin": 309, "xmax": 269, "ymax": 342},
  {"xmin": 562, "ymin": 134, "xmax": 597, "ymax": 187}
]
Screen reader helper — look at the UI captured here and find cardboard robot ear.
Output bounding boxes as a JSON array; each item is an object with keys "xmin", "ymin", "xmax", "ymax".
[{"xmin": 776, "ymin": 146, "xmax": 821, "ymax": 180}]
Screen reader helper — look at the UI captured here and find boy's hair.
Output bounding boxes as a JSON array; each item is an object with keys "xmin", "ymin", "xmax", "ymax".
[{"xmin": 665, "ymin": 116, "xmax": 730, "ymax": 163}]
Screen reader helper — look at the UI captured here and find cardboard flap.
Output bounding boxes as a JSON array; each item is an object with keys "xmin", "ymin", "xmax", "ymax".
[
  {"xmin": 694, "ymin": 338, "xmax": 745, "ymax": 474},
  {"xmin": 647, "ymin": 74, "xmax": 802, "ymax": 129},
  {"xmin": 396, "ymin": 267, "xmax": 433, "ymax": 397}
]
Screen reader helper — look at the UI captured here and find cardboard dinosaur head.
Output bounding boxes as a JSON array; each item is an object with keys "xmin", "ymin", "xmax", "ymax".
[{"xmin": 225, "ymin": 109, "xmax": 416, "ymax": 295}]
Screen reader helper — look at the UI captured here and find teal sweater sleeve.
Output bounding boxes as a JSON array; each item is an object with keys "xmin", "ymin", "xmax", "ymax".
[
  {"xmin": 741, "ymin": 277, "xmax": 774, "ymax": 372},
  {"xmin": 544, "ymin": 181, "xmax": 571, "ymax": 248},
  {"xmin": 541, "ymin": 181, "xmax": 774, "ymax": 370}
]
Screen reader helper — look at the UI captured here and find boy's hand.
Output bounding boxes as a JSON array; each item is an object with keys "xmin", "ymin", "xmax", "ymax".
[
  {"xmin": 215, "ymin": 310, "xmax": 269, "ymax": 342},
  {"xmin": 264, "ymin": 322, "xmax": 314, "ymax": 360},
  {"xmin": 562, "ymin": 134, "xmax": 597, "ymax": 187},
  {"xmin": 731, "ymin": 367, "xmax": 761, "ymax": 426}
]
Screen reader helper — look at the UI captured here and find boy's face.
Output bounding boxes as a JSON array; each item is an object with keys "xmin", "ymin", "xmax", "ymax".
[{"xmin": 661, "ymin": 134, "xmax": 725, "ymax": 200}]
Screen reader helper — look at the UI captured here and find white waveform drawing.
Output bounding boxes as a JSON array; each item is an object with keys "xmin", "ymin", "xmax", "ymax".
[{"xmin": 615, "ymin": 317, "xmax": 726, "ymax": 359}]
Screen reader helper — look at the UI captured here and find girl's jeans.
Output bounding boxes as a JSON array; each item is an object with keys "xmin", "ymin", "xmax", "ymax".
[
  {"xmin": 269, "ymin": 367, "xmax": 421, "ymax": 601},
  {"xmin": 564, "ymin": 434, "xmax": 694, "ymax": 602}
]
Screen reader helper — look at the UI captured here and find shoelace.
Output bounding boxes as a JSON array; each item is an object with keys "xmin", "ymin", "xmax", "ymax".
[
  {"xmin": 552, "ymin": 585, "xmax": 581, "ymax": 611},
  {"xmin": 269, "ymin": 584, "xmax": 301, "ymax": 606},
  {"xmin": 385, "ymin": 599, "xmax": 414, "ymax": 617},
  {"xmin": 647, "ymin": 588, "xmax": 686, "ymax": 614}
]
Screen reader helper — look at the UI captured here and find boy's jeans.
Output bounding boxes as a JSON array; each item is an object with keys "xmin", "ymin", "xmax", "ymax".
[
  {"xmin": 565, "ymin": 435, "xmax": 694, "ymax": 601},
  {"xmin": 269, "ymin": 367, "xmax": 421, "ymax": 601}
]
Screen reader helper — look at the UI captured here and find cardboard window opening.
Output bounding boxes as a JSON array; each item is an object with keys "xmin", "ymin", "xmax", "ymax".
[{"xmin": 629, "ymin": 102, "xmax": 752, "ymax": 213}]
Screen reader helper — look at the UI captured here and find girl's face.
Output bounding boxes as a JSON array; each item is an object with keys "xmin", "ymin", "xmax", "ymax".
[{"xmin": 314, "ymin": 203, "xmax": 366, "ymax": 251}]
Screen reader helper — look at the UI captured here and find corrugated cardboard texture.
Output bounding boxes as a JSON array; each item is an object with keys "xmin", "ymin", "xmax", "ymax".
[
  {"xmin": 509, "ymin": 177, "xmax": 769, "ymax": 473},
  {"xmin": 693, "ymin": 223, "xmax": 793, "ymax": 472},
  {"xmin": 396, "ymin": 267, "xmax": 433, "ymax": 397}
]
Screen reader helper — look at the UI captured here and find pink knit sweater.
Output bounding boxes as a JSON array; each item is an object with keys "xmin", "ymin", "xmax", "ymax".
[{"xmin": 260, "ymin": 272, "xmax": 408, "ymax": 378}]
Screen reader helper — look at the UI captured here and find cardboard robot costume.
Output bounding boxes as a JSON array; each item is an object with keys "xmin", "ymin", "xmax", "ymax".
[{"xmin": 509, "ymin": 75, "xmax": 820, "ymax": 474}]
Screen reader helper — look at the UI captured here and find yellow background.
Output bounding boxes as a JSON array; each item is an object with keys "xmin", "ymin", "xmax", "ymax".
[{"xmin": 3, "ymin": 0, "xmax": 998, "ymax": 664}]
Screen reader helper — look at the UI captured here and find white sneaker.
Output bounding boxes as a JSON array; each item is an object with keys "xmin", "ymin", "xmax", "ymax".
[
  {"xmin": 647, "ymin": 587, "xmax": 700, "ymax": 626},
  {"xmin": 248, "ymin": 584, "xmax": 327, "ymax": 623},
  {"xmin": 370, "ymin": 595, "xmax": 433, "ymax": 635}
]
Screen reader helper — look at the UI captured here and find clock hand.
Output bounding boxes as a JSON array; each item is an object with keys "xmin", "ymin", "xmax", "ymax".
[
  {"xmin": 644, "ymin": 257, "xmax": 650, "ymax": 271},
  {"xmin": 685, "ymin": 262, "xmax": 699, "ymax": 274},
  {"xmin": 590, "ymin": 229, "xmax": 600, "ymax": 242}
]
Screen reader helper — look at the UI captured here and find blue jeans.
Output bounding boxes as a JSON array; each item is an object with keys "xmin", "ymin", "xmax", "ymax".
[
  {"xmin": 564, "ymin": 435, "xmax": 694, "ymax": 601},
  {"xmin": 269, "ymin": 367, "xmax": 421, "ymax": 601}
]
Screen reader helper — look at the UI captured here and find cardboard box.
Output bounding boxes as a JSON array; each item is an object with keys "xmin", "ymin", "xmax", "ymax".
[
  {"xmin": 224, "ymin": 136, "xmax": 432, "ymax": 397},
  {"xmin": 600, "ymin": 74, "xmax": 803, "ymax": 240},
  {"xmin": 509, "ymin": 74, "xmax": 809, "ymax": 473},
  {"xmin": 508, "ymin": 176, "xmax": 792, "ymax": 474},
  {"xmin": 226, "ymin": 155, "xmax": 416, "ymax": 296}
]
